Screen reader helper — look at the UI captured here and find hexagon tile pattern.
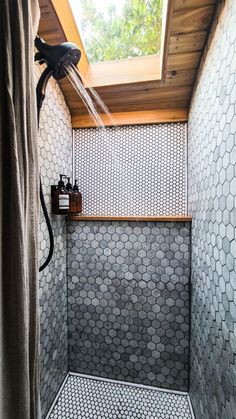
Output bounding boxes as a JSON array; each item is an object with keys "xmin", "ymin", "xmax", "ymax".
[
  {"xmin": 36, "ymin": 64, "xmax": 73, "ymax": 418},
  {"xmin": 188, "ymin": 0, "xmax": 236, "ymax": 418},
  {"xmin": 74, "ymin": 123, "xmax": 187, "ymax": 216},
  {"xmin": 67, "ymin": 221, "xmax": 191, "ymax": 391}
]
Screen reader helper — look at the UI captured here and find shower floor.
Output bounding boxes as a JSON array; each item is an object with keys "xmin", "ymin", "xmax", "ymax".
[{"xmin": 47, "ymin": 374, "xmax": 193, "ymax": 419}]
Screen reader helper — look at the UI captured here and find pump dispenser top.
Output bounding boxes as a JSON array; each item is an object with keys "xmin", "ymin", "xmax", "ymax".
[
  {"xmin": 66, "ymin": 177, "xmax": 73, "ymax": 190},
  {"xmin": 59, "ymin": 174, "xmax": 65, "ymax": 187},
  {"xmin": 73, "ymin": 180, "xmax": 79, "ymax": 191}
]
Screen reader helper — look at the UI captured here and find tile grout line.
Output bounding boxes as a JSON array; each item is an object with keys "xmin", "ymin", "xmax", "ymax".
[
  {"xmin": 45, "ymin": 373, "xmax": 69, "ymax": 419},
  {"xmin": 69, "ymin": 371, "xmax": 189, "ymax": 396}
]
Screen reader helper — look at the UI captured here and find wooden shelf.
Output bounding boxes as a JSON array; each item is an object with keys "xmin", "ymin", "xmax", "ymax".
[
  {"xmin": 67, "ymin": 215, "xmax": 192, "ymax": 222},
  {"xmin": 72, "ymin": 109, "xmax": 188, "ymax": 128}
]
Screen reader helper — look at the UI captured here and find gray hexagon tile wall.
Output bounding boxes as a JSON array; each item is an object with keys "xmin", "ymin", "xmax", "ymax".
[
  {"xmin": 188, "ymin": 0, "xmax": 236, "ymax": 418},
  {"xmin": 67, "ymin": 221, "xmax": 191, "ymax": 391},
  {"xmin": 36, "ymin": 64, "xmax": 73, "ymax": 418}
]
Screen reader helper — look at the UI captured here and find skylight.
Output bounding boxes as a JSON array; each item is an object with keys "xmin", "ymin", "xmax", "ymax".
[{"xmin": 69, "ymin": 0, "xmax": 164, "ymax": 64}]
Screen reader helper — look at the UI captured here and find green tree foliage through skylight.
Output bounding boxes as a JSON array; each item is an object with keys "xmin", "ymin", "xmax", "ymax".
[{"xmin": 76, "ymin": 0, "xmax": 163, "ymax": 63}]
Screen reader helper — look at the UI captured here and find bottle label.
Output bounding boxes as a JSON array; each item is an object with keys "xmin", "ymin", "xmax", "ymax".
[{"xmin": 59, "ymin": 194, "xmax": 69, "ymax": 209}]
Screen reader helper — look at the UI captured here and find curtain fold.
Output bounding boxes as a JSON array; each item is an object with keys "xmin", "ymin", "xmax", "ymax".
[{"xmin": 0, "ymin": 0, "xmax": 41, "ymax": 418}]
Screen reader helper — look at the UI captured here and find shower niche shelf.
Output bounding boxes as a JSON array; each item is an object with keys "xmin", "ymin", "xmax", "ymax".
[{"xmin": 67, "ymin": 215, "xmax": 192, "ymax": 222}]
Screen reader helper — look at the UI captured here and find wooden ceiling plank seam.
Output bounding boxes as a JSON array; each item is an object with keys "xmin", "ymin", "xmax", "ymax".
[
  {"xmin": 71, "ymin": 100, "xmax": 189, "ymax": 115},
  {"xmin": 86, "ymin": 79, "xmax": 194, "ymax": 95},
  {"xmin": 167, "ymin": 51, "xmax": 202, "ymax": 72},
  {"xmin": 68, "ymin": 86, "xmax": 192, "ymax": 107}
]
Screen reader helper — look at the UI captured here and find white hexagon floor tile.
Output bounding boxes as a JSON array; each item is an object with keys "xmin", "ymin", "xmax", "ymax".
[{"xmin": 47, "ymin": 374, "xmax": 192, "ymax": 419}]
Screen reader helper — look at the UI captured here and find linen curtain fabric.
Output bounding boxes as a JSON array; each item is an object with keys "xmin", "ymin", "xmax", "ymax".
[{"xmin": 0, "ymin": 0, "xmax": 41, "ymax": 418}]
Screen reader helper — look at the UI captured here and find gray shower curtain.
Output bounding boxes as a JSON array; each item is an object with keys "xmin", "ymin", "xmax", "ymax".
[{"xmin": 0, "ymin": 0, "xmax": 41, "ymax": 418}]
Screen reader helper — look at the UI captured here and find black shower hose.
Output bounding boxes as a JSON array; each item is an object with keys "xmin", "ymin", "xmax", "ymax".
[
  {"xmin": 37, "ymin": 67, "xmax": 55, "ymax": 272},
  {"xmin": 39, "ymin": 178, "xmax": 54, "ymax": 272}
]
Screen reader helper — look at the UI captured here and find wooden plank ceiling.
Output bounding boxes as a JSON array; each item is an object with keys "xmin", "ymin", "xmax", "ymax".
[{"xmin": 38, "ymin": 0, "xmax": 216, "ymax": 127}]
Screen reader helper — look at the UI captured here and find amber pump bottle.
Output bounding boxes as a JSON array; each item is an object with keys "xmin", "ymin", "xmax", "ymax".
[
  {"xmin": 73, "ymin": 180, "xmax": 82, "ymax": 213},
  {"xmin": 52, "ymin": 174, "xmax": 70, "ymax": 214},
  {"xmin": 66, "ymin": 177, "xmax": 76, "ymax": 213}
]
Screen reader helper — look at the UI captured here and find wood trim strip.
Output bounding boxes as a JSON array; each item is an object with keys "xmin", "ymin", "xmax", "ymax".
[
  {"xmin": 72, "ymin": 108, "xmax": 188, "ymax": 128},
  {"xmin": 67, "ymin": 215, "xmax": 192, "ymax": 222},
  {"xmin": 161, "ymin": 0, "xmax": 174, "ymax": 80}
]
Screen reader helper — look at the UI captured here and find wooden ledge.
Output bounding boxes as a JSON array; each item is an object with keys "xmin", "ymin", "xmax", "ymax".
[
  {"xmin": 72, "ymin": 109, "xmax": 188, "ymax": 128},
  {"xmin": 67, "ymin": 215, "xmax": 192, "ymax": 222}
]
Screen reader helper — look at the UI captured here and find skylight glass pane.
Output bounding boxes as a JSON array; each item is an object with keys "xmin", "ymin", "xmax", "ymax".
[{"xmin": 69, "ymin": 0, "xmax": 163, "ymax": 63}]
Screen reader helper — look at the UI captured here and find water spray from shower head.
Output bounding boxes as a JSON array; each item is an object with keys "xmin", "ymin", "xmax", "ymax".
[{"xmin": 35, "ymin": 36, "xmax": 81, "ymax": 79}]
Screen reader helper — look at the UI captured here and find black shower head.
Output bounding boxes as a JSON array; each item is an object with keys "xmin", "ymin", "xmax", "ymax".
[{"xmin": 35, "ymin": 36, "xmax": 81, "ymax": 79}]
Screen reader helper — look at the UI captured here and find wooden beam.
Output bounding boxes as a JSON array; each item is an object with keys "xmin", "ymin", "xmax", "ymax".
[
  {"xmin": 67, "ymin": 215, "xmax": 192, "ymax": 222},
  {"xmin": 72, "ymin": 109, "xmax": 188, "ymax": 128}
]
